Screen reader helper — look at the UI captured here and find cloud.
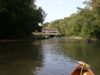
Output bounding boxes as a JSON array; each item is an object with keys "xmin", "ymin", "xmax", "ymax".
[
  {"xmin": 44, "ymin": 0, "xmax": 46, "ymax": 1},
  {"xmin": 58, "ymin": 0, "xmax": 64, "ymax": 5}
]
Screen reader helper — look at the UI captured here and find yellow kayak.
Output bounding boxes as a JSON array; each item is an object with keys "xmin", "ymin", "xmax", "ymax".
[{"xmin": 71, "ymin": 61, "xmax": 95, "ymax": 75}]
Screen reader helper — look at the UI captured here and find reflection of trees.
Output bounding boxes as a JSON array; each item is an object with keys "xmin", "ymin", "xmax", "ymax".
[
  {"xmin": 60, "ymin": 40, "xmax": 100, "ymax": 75},
  {"xmin": 0, "ymin": 41, "xmax": 43, "ymax": 75}
]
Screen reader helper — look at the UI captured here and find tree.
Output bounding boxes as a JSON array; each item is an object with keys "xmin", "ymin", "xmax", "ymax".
[
  {"xmin": 0, "ymin": 0, "xmax": 46, "ymax": 39},
  {"xmin": 42, "ymin": 0, "xmax": 100, "ymax": 39}
]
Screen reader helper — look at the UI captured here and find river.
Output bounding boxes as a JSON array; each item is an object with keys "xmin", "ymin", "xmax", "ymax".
[{"xmin": 0, "ymin": 37, "xmax": 100, "ymax": 75}]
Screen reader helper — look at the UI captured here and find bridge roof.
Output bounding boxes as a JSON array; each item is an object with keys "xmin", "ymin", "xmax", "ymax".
[
  {"xmin": 42, "ymin": 28, "xmax": 58, "ymax": 33},
  {"xmin": 42, "ymin": 28, "xmax": 58, "ymax": 31}
]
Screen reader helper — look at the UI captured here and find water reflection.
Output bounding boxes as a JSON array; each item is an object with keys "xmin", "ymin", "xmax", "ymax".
[
  {"xmin": 0, "ymin": 38, "xmax": 99, "ymax": 75},
  {"xmin": 0, "ymin": 41, "xmax": 43, "ymax": 75},
  {"xmin": 60, "ymin": 38, "xmax": 100, "ymax": 75},
  {"xmin": 34, "ymin": 38, "xmax": 77, "ymax": 75}
]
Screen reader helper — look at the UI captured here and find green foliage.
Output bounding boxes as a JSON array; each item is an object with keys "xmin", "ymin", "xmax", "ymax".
[
  {"xmin": 65, "ymin": 13, "xmax": 83, "ymax": 36},
  {"xmin": 43, "ymin": 0, "xmax": 100, "ymax": 39},
  {"xmin": 0, "ymin": 0, "xmax": 46, "ymax": 39},
  {"xmin": 43, "ymin": 19, "xmax": 67, "ymax": 36}
]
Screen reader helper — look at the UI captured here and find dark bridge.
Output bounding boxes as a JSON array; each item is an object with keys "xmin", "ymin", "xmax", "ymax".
[
  {"xmin": 33, "ymin": 28, "xmax": 60, "ymax": 38},
  {"xmin": 42, "ymin": 28, "xmax": 59, "ymax": 35}
]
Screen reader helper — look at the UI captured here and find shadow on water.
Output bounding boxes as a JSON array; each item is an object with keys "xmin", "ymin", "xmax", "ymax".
[
  {"xmin": 0, "ymin": 38, "xmax": 99, "ymax": 75},
  {"xmin": 60, "ymin": 38, "xmax": 100, "ymax": 75},
  {"xmin": 0, "ymin": 41, "xmax": 43, "ymax": 75}
]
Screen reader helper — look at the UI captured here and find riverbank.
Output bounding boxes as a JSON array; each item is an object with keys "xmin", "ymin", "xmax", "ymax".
[
  {"xmin": 0, "ymin": 39, "xmax": 30, "ymax": 42},
  {"xmin": 68, "ymin": 36, "xmax": 82, "ymax": 40},
  {"xmin": 0, "ymin": 36, "xmax": 99, "ymax": 42},
  {"xmin": 64, "ymin": 36, "xmax": 99, "ymax": 42},
  {"xmin": 0, "ymin": 35, "xmax": 46, "ymax": 42}
]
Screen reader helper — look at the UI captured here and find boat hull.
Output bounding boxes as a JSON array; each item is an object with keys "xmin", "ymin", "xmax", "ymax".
[{"xmin": 71, "ymin": 68, "xmax": 94, "ymax": 75}]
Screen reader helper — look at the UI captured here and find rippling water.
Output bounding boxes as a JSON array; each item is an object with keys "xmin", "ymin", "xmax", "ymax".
[{"xmin": 0, "ymin": 37, "xmax": 100, "ymax": 75}]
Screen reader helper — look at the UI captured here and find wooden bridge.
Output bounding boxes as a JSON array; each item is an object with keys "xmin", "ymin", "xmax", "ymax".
[
  {"xmin": 42, "ymin": 28, "xmax": 59, "ymax": 35},
  {"xmin": 33, "ymin": 28, "xmax": 60, "ymax": 38}
]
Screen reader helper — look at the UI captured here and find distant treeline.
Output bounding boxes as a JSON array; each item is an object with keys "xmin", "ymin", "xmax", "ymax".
[
  {"xmin": 0, "ymin": 0, "xmax": 46, "ymax": 39},
  {"xmin": 43, "ymin": 0, "xmax": 100, "ymax": 39}
]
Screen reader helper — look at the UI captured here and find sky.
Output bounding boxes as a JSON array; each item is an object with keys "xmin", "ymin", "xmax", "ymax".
[{"xmin": 35, "ymin": 0, "xmax": 86, "ymax": 23}]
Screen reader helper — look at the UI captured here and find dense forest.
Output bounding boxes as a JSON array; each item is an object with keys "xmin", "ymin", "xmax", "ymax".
[
  {"xmin": 43, "ymin": 0, "xmax": 100, "ymax": 39},
  {"xmin": 0, "ymin": 0, "xmax": 46, "ymax": 39}
]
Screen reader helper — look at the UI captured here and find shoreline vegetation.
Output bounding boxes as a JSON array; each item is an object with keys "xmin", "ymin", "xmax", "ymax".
[
  {"xmin": 66, "ymin": 36, "xmax": 99, "ymax": 41},
  {"xmin": 43, "ymin": 0, "xmax": 100, "ymax": 40},
  {"xmin": 0, "ymin": 35, "xmax": 46, "ymax": 42},
  {"xmin": 0, "ymin": 35, "xmax": 99, "ymax": 42},
  {"xmin": 0, "ymin": 39, "xmax": 30, "ymax": 42}
]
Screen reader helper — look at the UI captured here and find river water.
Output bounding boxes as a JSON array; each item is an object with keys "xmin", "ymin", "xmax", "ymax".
[{"xmin": 0, "ymin": 37, "xmax": 100, "ymax": 75}]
